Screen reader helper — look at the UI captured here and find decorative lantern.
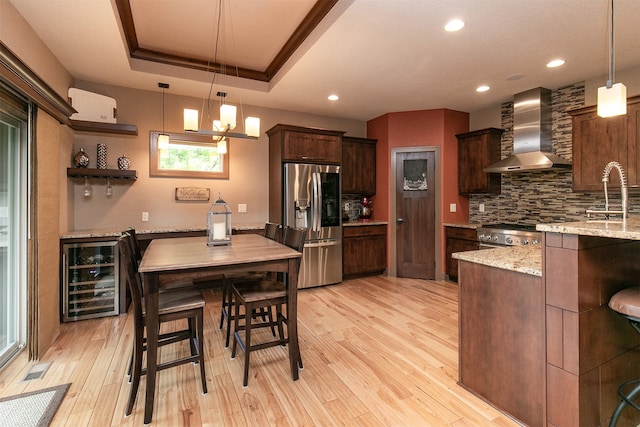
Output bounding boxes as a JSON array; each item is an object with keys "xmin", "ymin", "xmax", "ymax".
[{"xmin": 207, "ymin": 193, "xmax": 232, "ymax": 246}]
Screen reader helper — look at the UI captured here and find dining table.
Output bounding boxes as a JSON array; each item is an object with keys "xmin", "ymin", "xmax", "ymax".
[{"xmin": 137, "ymin": 233, "xmax": 303, "ymax": 424}]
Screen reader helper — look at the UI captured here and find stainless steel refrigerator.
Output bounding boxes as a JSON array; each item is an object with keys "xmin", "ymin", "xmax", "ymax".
[{"xmin": 283, "ymin": 163, "xmax": 341, "ymax": 288}]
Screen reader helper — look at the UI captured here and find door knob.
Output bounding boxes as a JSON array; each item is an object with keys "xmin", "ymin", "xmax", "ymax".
[{"xmin": 397, "ymin": 218, "xmax": 404, "ymax": 224}]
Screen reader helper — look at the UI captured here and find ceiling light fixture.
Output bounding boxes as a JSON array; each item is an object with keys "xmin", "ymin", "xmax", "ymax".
[
  {"xmin": 546, "ymin": 59, "xmax": 565, "ymax": 68},
  {"xmin": 328, "ymin": 94, "xmax": 339, "ymax": 101},
  {"xmin": 476, "ymin": 85, "xmax": 490, "ymax": 92},
  {"xmin": 183, "ymin": 0, "xmax": 260, "ymax": 140},
  {"xmin": 597, "ymin": 0, "xmax": 626, "ymax": 117},
  {"xmin": 158, "ymin": 82, "xmax": 170, "ymax": 149},
  {"xmin": 445, "ymin": 19, "xmax": 465, "ymax": 32}
]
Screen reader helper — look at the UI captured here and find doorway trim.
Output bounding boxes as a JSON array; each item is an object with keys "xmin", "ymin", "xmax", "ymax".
[{"xmin": 389, "ymin": 146, "xmax": 443, "ymax": 279}]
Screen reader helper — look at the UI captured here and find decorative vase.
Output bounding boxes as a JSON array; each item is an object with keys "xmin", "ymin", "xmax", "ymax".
[
  {"xmin": 117, "ymin": 155, "xmax": 131, "ymax": 170},
  {"xmin": 96, "ymin": 144, "xmax": 107, "ymax": 169},
  {"xmin": 74, "ymin": 148, "xmax": 89, "ymax": 168}
]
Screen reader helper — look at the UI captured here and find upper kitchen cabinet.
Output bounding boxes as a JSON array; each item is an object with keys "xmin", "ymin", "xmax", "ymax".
[
  {"xmin": 457, "ymin": 128, "xmax": 503, "ymax": 194},
  {"xmin": 267, "ymin": 124, "xmax": 344, "ymax": 165},
  {"xmin": 570, "ymin": 96, "xmax": 640, "ymax": 192},
  {"xmin": 342, "ymin": 136, "xmax": 377, "ymax": 195}
]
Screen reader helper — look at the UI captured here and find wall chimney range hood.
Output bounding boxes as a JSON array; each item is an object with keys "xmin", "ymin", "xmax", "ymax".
[{"xmin": 483, "ymin": 87, "xmax": 571, "ymax": 173}]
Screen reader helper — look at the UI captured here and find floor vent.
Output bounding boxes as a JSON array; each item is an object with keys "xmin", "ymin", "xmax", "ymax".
[{"xmin": 22, "ymin": 362, "xmax": 52, "ymax": 381}]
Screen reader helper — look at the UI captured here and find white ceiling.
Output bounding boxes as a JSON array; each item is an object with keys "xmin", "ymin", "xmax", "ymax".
[{"xmin": 8, "ymin": 0, "xmax": 640, "ymax": 122}]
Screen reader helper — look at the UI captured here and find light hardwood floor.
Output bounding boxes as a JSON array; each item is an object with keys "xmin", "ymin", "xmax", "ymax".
[{"xmin": 0, "ymin": 276, "xmax": 520, "ymax": 426}]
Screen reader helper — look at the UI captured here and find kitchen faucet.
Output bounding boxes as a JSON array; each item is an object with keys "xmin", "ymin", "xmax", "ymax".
[{"xmin": 585, "ymin": 161, "xmax": 628, "ymax": 219}]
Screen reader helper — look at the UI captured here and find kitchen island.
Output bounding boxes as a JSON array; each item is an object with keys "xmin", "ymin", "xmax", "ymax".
[{"xmin": 454, "ymin": 219, "xmax": 640, "ymax": 427}]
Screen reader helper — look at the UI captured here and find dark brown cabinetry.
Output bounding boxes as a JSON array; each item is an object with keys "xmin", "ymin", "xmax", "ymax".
[
  {"xmin": 445, "ymin": 226, "xmax": 479, "ymax": 280},
  {"xmin": 456, "ymin": 128, "xmax": 503, "ymax": 194},
  {"xmin": 342, "ymin": 136, "xmax": 376, "ymax": 195},
  {"xmin": 343, "ymin": 224, "xmax": 386, "ymax": 277},
  {"xmin": 569, "ymin": 96, "xmax": 640, "ymax": 192},
  {"xmin": 268, "ymin": 124, "xmax": 344, "ymax": 165},
  {"xmin": 458, "ymin": 261, "xmax": 544, "ymax": 427}
]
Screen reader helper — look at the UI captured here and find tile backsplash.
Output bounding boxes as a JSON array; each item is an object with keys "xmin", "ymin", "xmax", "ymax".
[{"xmin": 469, "ymin": 82, "xmax": 640, "ymax": 226}]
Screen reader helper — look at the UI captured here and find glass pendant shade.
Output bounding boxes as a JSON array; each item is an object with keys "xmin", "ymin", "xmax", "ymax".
[
  {"xmin": 184, "ymin": 109, "xmax": 199, "ymax": 131},
  {"xmin": 597, "ymin": 82, "xmax": 627, "ymax": 117},
  {"xmin": 158, "ymin": 134, "xmax": 170, "ymax": 149},
  {"xmin": 217, "ymin": 139, "xmax": 227, "ymax": 154},
  {"xmin": 245, "ymin": 117, "xmax": 260, "ymax": 137},
  {"xmin": 220, "ymin": 104, "xmax": 236, "ymax": 130}
]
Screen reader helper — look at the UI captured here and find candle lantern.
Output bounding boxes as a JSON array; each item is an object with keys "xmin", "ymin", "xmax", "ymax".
[{"xmin": 207, "ymin": 193, "xmax": 232, "ymax": 246}]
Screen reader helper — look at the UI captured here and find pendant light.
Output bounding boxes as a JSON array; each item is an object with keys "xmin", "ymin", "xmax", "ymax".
[
  {"xmin": 158, "ymin": 82, "xmax": 170, "ymax": 149},
  {"xmin": 183, "ymin": 0, "xmax": 260, "ymax": 140},
  {"xmin": 597, "ymin": 0, "xmax": 627, "ymax": 118}
]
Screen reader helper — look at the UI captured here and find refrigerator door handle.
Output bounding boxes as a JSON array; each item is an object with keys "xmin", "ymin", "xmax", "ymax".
[
  {"xmin": 312, "ymin": 172, "xmax": 321, "ymax": 232},
  {"xmin": 304, "ymin": 239, "xmax": 341, "ymax": 248}
]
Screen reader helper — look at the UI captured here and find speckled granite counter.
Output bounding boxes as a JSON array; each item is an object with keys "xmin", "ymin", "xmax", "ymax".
[
  {"xmin": 443, "ymin": 222, "xmax": 482, "ymax": 229},
  {"xmin": 537, "ymin": 217, "xmax": 640, "ymax": 240},
  {"xmin": 60, "ymin": 223, "xmax": 264, "ymax": 239},
  {"xmin": 342, "ymin": 220, "xmax": 388, "ymax": 226},
  {"xmin": 452, "ymin": 244, "xmax": 542, "ymax": 276}
]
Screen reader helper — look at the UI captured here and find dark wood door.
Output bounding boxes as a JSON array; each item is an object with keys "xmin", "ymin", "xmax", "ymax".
[{"xmin": 395, "ymin": 151, "xmax": 436, "ymax": 279}]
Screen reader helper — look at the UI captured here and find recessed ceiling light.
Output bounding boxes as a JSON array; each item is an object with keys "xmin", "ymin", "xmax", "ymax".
[
  {"xmin": 445, "ymin": 19, "xmax": 465, "ymax": 32},
  {"xmin": 546, "ymin": 59, "xmax": 565, "ymax": 68},
  {"xmin": 328, "ymin": 94, "xmax": 339, "ymax": 101},
  {"xmin": 476, "ymin": 85, "xmax": 490, "ymax": 93}
]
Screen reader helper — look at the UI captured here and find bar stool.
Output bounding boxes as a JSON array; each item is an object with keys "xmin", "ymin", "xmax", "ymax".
[
  {"xmin": 608, "ymin": 287, "xmax": 640, "ymax": 426},
  {"xmin": 231, "ymin": 226, "xmax": 306, "ymax": 387},
  {"xmin": 219, "ymin": 222, "xmax": 281, "ymax": 347}
]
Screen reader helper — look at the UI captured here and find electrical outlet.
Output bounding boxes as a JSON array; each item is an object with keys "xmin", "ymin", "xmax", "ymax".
[
  {"xmin": 449, "ymin": 203, "xmax": 457, "ymax": 213},
  {"xmin": 142, "ymin": 211, "xmax": 149, "ymax": 222},
  {"xmin": 479, "ymin": 203, "xmax": 485, "ymax": 212},
  {"xmin": 238, "ymin": 203, "xmax": 247, "ymax": 213}
]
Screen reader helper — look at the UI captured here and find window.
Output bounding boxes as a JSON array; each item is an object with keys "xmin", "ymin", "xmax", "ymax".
[{"xmin": 149, "ymin": 131, "xmax": 229, "ymax": 179}]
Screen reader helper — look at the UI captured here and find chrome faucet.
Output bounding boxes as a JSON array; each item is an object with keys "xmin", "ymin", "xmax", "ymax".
[{"xmin": 585, "ymin": 161, "xmax": 628, "ymax": 219}]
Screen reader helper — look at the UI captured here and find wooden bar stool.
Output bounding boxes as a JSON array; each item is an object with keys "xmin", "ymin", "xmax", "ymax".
[
  {"xmin": 118, "ymin": 234, "xmax": 207, "ymax": 420},
  {"xmin": 608, "ymin": 287, "xmax": 640, "ymax": 426},
  {"xmin": 231, "ymin": 226, "xmax": 306, "ymax": 386},
  {"xmin": 219, "ymin": 222, "xmax": 281, "ymax": 347}
]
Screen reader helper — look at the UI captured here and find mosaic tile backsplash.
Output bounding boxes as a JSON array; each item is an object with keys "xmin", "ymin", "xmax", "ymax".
[{"xmin": 468, "ymin": 82, "xmax": 640, "ymax": 226}]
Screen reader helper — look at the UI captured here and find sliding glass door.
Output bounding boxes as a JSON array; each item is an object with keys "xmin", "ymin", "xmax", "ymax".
[{"xmin": 0, "ymin": 87, "xmax": 28, "ymax": 370}]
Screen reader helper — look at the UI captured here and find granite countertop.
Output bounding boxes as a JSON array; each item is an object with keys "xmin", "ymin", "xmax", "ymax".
[
  {"xmin": 60, "ymin": 223, "xmax": 264, "ymax": 239},
  {"xmin": 443, "ymin": 222, "xmax": 483, "ymax": 229},
  {"xmin": 452, "ymin": 244, "xmax": 542, "ymax": 277},
  {"xmin": 537, "ymin": 217, "xmax": 640, "ymax": 241},
  {"xmin": 343, "ymin": 220, "xmax": 388, "ymax": 226}
]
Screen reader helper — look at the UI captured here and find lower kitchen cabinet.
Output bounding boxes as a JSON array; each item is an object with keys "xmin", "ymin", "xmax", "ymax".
[
  {"xmin": 343, "ymin": 224, "xmax": 387, "ymax": 277},
  {"xmin": 61, "ymin": 239, "xmax": 123, "ymax": 322},
  {"xmin": 445, "ymin": 226, "xmax": 479, "ymax": 281}
]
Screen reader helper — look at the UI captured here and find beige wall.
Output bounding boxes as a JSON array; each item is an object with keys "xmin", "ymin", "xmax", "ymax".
[
  {"xmin": 1, "ymin": 0, "xmax": 75, "ymax": 356},
  {"xmin": 69, "ymin": 81, "xmax": 366, "ymax": 231}
]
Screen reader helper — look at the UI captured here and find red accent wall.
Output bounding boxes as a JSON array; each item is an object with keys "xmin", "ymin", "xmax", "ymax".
[{"xmin": 367, "ymin": 109, "xmax": 469, "ymax": 275}]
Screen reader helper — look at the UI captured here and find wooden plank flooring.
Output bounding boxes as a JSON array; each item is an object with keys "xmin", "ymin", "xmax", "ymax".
[{"xmin": 0, "ymin": 276, "xmax": 520, "ymax": 426}]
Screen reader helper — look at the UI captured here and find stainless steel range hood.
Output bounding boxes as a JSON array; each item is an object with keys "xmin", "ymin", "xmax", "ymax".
[{"xmin": 483, "ymin": 87, "xmax": 571, "ymax": 173}]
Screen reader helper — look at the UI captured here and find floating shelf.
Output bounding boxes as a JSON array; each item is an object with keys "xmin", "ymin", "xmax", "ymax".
[
  {"xmin": 69, "ymin": 119, "xmax": 138, "ymax": 135},
  {"xmin": 67, "ymin": 168, "xmax": 137, "ymax": 180}
]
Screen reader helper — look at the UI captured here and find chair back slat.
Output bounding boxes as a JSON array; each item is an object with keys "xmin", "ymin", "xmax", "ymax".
[
  {"xmin": 126, "ymin": 227, "xmax": 143, "ymax": 264},
  {"xmin": 283, "ymin": 227, "xmax": 306, "ymax": 253},
  {"xmin": 264, "ymin": 222, "xmax": 282, "ymax": 242},
  {"xmin": 118, "ymin": 233, "xmax": 143, "ymax": 319}
]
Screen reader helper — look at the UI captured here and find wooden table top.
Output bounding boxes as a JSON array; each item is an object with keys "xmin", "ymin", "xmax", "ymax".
[{"xmin": 138, "ymin": 234, "xmax": 301, "ymax": 273}]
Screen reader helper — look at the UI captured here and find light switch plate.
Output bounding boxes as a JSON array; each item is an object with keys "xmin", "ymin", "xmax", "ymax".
[
  {"xmin": 142, "ymin": 211, "xmax": 149, "ymax": 222},
  {"xmin": 238, "ymin": 203, "xmax": 247, "ymax": 213},
  {"xmin": 479, "ymin": 203, "xmax": 485, "ymax": 212},
  {"xmin": 449, "ymin": 203, "xmax": 456, "ymax": 212}
]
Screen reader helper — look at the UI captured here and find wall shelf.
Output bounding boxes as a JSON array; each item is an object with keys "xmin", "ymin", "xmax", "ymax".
[
  {"xmin": 67, "ymin": 168, "xmax": 137, "ymax": 180},
  {"xmin": 69, "ymin": 119, "xmax": 138, "ymax": 135}
]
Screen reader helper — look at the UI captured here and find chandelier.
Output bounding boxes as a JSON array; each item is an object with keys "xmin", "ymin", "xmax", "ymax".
[{"xmin": 183, "ymin": 0, "xmax": 260, "ymax": 141}]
